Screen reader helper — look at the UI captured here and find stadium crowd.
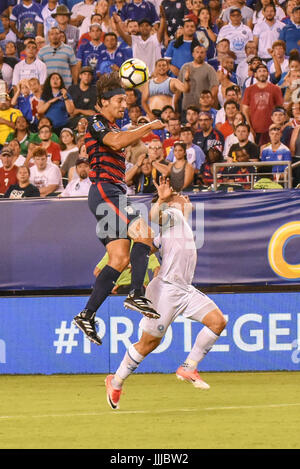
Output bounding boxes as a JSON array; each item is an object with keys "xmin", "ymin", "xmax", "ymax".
[{"xmin": 0, "ymin": 0, "xmax": 300, "ymax": 198}]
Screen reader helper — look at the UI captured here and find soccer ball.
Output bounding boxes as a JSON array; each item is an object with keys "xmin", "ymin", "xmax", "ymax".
[{"xmin": 119, "ymin": 58, "xmax": 149, "ymax": 89}]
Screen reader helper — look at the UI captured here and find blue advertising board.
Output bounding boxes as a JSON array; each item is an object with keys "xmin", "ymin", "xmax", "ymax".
[
  {"xmin": 0, "ymin": 294, "xmax": 299, "ymax": 374},
  {"xmin": 2, "ymin": 190, "xmax": 300, "ymax": 290}
]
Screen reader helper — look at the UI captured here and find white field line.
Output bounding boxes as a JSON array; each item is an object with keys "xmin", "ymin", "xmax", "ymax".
[{"xmin": 1, "ymin": 403, "xmax": 300, "ymax": 421}]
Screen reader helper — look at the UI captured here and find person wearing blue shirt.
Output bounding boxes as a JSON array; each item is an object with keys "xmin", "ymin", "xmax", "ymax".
[
  {"xmin": 261, "ymin": 124, "xmax": 292, "ymax": 175},
  {"xmin": 166, "ymin": 126, "xmax": 206, "ymax": 174},
  {"xmin": 76, "ymin": 23, "xmax": 105, "ymax": 83},
  {"xmin": 279, "ymin": 6, "xmax": 300, "ymax": 54},
  {"xmin": 10, "ymin": 0, "xmax": 44, "ymax": 41},
  {"xmin": 120, "ymin": 0, "xmax": 159, "ymax": 24},
  {"xmin": 96, "ymin": 32, "xmax": 130, "ymax": 75},
  {"xmin": 164, "ymin": 18, "xmax": 199, "ymax": 76}
]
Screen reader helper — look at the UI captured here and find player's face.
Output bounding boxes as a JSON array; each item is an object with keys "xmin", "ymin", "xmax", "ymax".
[
  {"xmin": 169, "ymin": 194, "xmax": 193, "ymax": 218},
  {"xmin": 108, "ymin": 94, "xmax": 127, "ymax": 119}
]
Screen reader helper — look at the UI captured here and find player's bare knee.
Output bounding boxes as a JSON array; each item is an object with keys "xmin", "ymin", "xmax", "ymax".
[
  {"xmin": 136, "ymin": 332, "xmax": 161, "ymax": 356},
  {"xmin": 109, "ymin": 254, "xmax": 130, "ymax": 272},
  {"xmin": 203, "ymin": 309, "xmax": 227, "ymax": 335}
]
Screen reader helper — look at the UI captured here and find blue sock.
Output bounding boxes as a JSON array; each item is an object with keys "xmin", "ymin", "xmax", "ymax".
[
  {"xmin": 85, "ymin": 265, "xmax": 120, "ymax": 314},
  {"xmin": 130, "ymin": 242, "xmax": 151, "ymax": 296}
]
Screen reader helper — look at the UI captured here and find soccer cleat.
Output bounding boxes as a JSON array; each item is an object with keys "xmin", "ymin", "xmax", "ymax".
[
  {"xmin": 124, "ymin": 292, "xmax": 160, "ymax": 319},
  {"xmin": 105, "ymin": 375, "xmax": 122, "ymax": 410},
  {"xmin": 176, "ymin": 366, "xmax": 210, "ymax": 389},
  {"xmin": 73, "ymin": 310, "xmax": 102, "ymax": 346}
]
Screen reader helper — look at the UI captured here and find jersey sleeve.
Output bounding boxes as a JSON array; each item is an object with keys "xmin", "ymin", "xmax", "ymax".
[{"xmin": 87, "ymin": 116, "xmax": 112, "ymax": 145}]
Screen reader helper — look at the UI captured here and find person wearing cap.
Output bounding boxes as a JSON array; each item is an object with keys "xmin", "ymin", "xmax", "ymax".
[
  {"xmin": 51, "ymin": 4, "xmax": 79, "ymax": 52},
  {"xmin": 59, "ymin": 127, "xmax": 79, "ymax": 166},
  {"xmin": 113, "ymin": 9, "xmax": 165, "ymax": 75},
  {"xmin": 9, "ymin": 0, "xmax": 43, "ymax": 45},
  {"xmin": 38, "ymin": 27, "xmax": 78, "ymax": 89},
  {"xmin": 279, "ymin": 6, "xmax": 300, "ymax": 54},
  {"xmin": 120, "ymin": 0, "xmax": 159, "ymax": 25},
  {"xmin": 253, "ymin": 3, "xmax": 285, "ymax": 61},
  {"xmin": 178, "ymin": 43, "xmax": 219, "ymax": 113},
  {"xmin": 68, "ymin": 66, "xmax": 97, "ymax": 126},
  {"xmin": 241, "ymin": 56, "xmax": 264, "ymax": 91},
  {"xmin": 76, "ymin": 22, "xmax": 105, "ymax": 81},
  {"xmin": 0, "ymin": 146, "xmax": 18, "ymax": 195},
  {"xmin": 217, "ymin": 8, "xmax": 253, "ymax": 64},
  {"xmin": 260, "ymin": 124, "xmax": 292, "ymax": 178},
  {"xmin": 270, "ymin": 106, "xmax": 293, "ymax": 147},
  {"xmin": 242, "ymin": 63, "xmax": 284, "ymax": 144},
  {"xmin": 59, "ymin": 157, "xmax": 91, "ymax": 197},
  {"xmin": 220, "ymin": 0, "xmax": 254, "ymax": 27}
]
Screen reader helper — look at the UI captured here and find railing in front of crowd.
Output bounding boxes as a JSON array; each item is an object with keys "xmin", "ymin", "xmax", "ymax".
[{"xmin": 212, "ymin": 161, "xmax": 293, "ymax": 191}]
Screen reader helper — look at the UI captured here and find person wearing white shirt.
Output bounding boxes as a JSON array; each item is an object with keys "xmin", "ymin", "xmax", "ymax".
[
  {"xmin": 12, "ymin": 40, "xmax": 47, "ymax": 88},
  {"xmin": 217, "ymin": 8, "xmax": 253, "ymax": 64},
  {"xmin": 71, "ymin": 0, "xmax": 96, "ymax": 27},
  {"xmin": 41, "ymin": 0, "xmax": 59, "ymax": 38},
  {"xmin": 253, "ymin": 4, "xmax": 285, "ymax": 60},
  {"xmin": 60, "ymin": 158, "xmax": 92, "ymax": 197},
  {"xmin": 236, "ymin": 40, "xmax": 258, "ymax": 87},
  {"xmin": 113, "ymin": 13, "xmax": 165, "ymax": 75},
  {"xmin": 252, "ymin": 2, "xmax": 285, "ymax": 26},
  {"xmin": 30, "ymin": 147, "xmax": 64, "ymax": 197}
]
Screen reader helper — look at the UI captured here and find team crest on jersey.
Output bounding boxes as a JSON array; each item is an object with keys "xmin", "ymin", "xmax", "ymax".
[
  {"xmin": 93, "ymin": 120, "xmax": 105, "ymax": 132},
  {"xmin": 157, "ymin": 325, "xmax": 165, "ymax": 332},
  {"xmin": 277, "ymin": 154, "xmax": 283, "ymax": 160}
]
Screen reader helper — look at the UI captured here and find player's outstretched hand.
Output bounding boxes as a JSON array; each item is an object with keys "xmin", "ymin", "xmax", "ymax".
[
  {"xmin": 153, "ymin": 176, "xmax": 174, "ymax": 202},
  {"xmin": 150, "ymin": 119, "xmax": 166, "ymax": 130}
]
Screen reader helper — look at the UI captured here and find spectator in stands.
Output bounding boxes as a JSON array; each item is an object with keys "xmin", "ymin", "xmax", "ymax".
[
  {"xmin": 59, "ymin": 128, "xmax": 78, "ymax": 166},
  {"xmin": 268, "ymin": 40, "xmax": 289, "ymax": 85},
  {"xmin": 166, "ymin": 126, "xmax": 205, "ymax": 173},
  {"xmin": 199, "ymin": 145, "xmax": 224, "ymax": 186},
  {"xmin": 164, "ymin": 17, "xmax": 199, "ymax": 76},
  {"xmin": 29, "ymin": 117, "xmax": 60, "ymax": 145},
  {"xmin": 178, "ymin": 43, "xmax": 219, "ymax": 114},
  {"xmin": 76, "ymin": 23, "xmax": 105, "ymax": 82},
  {"xmin": 220, "ymin": 0, "xmax": 254, "ymax": 27},
  {"xmin": 51, "ymin": 5, "xmax": 79, "ymax": 51},
  {"xmin": 0, "ymin": 146, "xmax": 18, "ymax": 195},
  {"xmin": 10, "ymin": 0, "xmax": 43, "ymax": 50},
  {"xmin": 125, "ymin": 154, "xmax": 160, "ymax": 194},
  {"xmin": 5, "ymin": 115, "xmax": 32, "ymax": 156},
  {"xmin": 216, "ymin": 99, "xmax": 240, "ymax": 139},
  {"xmin": 121, "ymin": 104, "xmax": 142, "ymax": 131},
  {"xmin": 216, "ymin": 62, "xmax": 238, "ymax": 108},
  {"xmin": 252, "ymin": 0, "xmax": 285, "ymax": 27},
  {"xmin": 29, "ymin": 146, "xmax": 63, "ymax": 197},
  {"xmin": 217, "ymin": 8, "xmax": 253, "ymax": 64},
  {"xmin": 0, "ymin": 94, "xmax": 23, "ymax": 147},
  {"xmin": 38, "ymin": 26, "xmax": 78, "ymax": 89},
  {"xmin": 253, "ymin": 4, "xmax": 285, "ymax": 62},
  {"xmin": 37, "ymin": 72, "xmax": 75, "ymax": 135},
  {"xmin": 198, "ymin": 90, "xmax": 218, "ymax": 125},
  {"xmin": 113, "ymin": 12, "xmax": 165, "ymax": 76},
  {"xmin": 68, "ymin": 66, "xmax": 97, "ymax": 127},
  {"xmin": 194, "ymin": 111, "xmax": 224, "ymax": 155},
  {"xmin": 38, "ymin": 125, "xmax": 62, "ymax": 166},
  {"xmin": 242, "ymin": 63, "xmax": 284, "ymax": 145},
  {"xmin": 196, "ymin": 7, "xmax": 218, "ymax": 61},
  {"xmin": 241, "ymin": 56, "xmax": 264, "ymax": 91},
  {"xmin": 12, "ymin": 40, "xmax": 47, "ymax": 90},
  {"xmin": 236, "ymin": 40, "xmax": 258, "ymax": 87},
  {"xmin": 97, "ymin": 32, "xmax": 129, "ymax": 74},
  {"xmin": 65, "ymin": 141, "xmax": 88, "ymax": 181},
  {"xmin": 141, "ymin": 58, "xmax": 190, "ymax": 121},
  {"xmin": 225, "ymin": 148, "xmax": 256, "ymax": 189},
  {"xmin": 4, "ymin": 41, "xmax": 19, "ymax": 70},
  {"xmin": 7, "ymin": 139, "xmax": 26, "ymax": 167},
  {"xmin": 208, "ymin": 37, "xmax": 230, "ymax": 70},
  {"xmin": 74, "ymin": 117, "xmax": 88, "ymax": 141},
  {"xmin": 11, "ymin": 80, "xmax": 36, "ymax": 127},
  {"xmin": 270, "ymin": 107, "xmax": 293, "ymax": 147},
  {"xmin": 4, "ymin": 165, "xmax": 40, "ymax": 198},
  {"xmin": 0, "ymin": 45, "xmax": 13, "ymax": 91},
  {"xmin": 59, "ymin": 157, "xmax": 91, "ymax": 197},
  {"xmin": 41, "ymin": 1, "xmax": 59, "ymax": 38},
  {"xmin": 153, "ymin": 141, "xmax": 195, "ymax": 191},
  {"xmin": 227, "ymin": 122, "xmax": 259, "ymax": 162},
  {"xmin": 185, "ymin": 105, "xmax": 201, "ymax": 132},
  {"xmin": 261, "ymin": 124, "xmax": 292, "ymax": 177},
  {"xmin": 0, "ymin": 13, "xmax": 16, "ymax": 51},
  {"xmin": 163, "ymin": 116, "xmax": 181, "ymax": 155},
  {"xmin": 279, "ymin": 6, "xmax": 300, "ymax": 55}
]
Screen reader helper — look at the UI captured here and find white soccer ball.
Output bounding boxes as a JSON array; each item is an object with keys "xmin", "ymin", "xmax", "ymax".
[{"xmin": 119, "ymin": 58, "xmax": 149, "ymax": 89}]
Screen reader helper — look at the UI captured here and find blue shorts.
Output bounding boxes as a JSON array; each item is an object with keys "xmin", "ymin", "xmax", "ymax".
[{"xmin": 88, "ymin": 182, "xmax": 140, "ymax": 246}]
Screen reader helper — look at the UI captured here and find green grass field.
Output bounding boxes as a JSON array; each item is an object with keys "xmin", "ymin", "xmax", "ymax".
[{"xmin": 0, "ymin": 372, "xmax": 299, "ymax": 449}]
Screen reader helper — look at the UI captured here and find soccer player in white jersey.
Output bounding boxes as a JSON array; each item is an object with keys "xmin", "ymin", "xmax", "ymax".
[{"xmin": 105, "ymin": 177, "xmax": 227, "ymax": 410}]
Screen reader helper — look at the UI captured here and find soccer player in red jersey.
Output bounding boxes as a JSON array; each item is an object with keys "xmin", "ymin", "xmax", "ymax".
[{"xmin": 73, "ymin": 71, "xmax": 165, "ymax": 345}]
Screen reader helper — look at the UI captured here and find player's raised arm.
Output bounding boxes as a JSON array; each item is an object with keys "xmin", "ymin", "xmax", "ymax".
[
  {"xmin": 103, "ymin": 119, "xmax": 165, "ymax": 151},
  {"xmin": 150, "ymin": 177, "xmax": 175, "ymax": 225}
]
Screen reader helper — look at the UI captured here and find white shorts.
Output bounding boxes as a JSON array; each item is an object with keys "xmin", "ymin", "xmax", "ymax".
[{"xmin": 139, "ymin": 277, "xmax": 218, "ymax": 338}]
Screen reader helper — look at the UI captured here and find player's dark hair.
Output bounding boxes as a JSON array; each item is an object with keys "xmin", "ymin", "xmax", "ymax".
[{"xmin": 96, "ymin": 71, "xmax": 123, "ymax": 107}]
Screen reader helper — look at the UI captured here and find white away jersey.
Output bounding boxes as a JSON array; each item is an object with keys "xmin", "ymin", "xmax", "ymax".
[{"xmin": 153, "ymin": 206, "xmax": 197, "ymax": 288}]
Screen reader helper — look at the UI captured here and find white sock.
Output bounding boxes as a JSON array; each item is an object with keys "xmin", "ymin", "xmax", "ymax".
[
  {"xmin": 184, "ymin": 326, "xmax": 219, "ymax": 370},
  {"xmin": 112, "ymin": 344, "xmax": 145, "ymax": 389}
]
